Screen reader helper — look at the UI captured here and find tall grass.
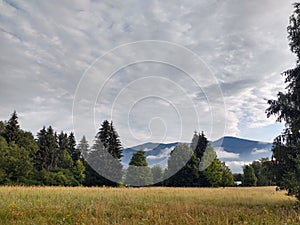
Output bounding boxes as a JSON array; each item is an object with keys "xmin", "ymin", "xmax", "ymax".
[{"xmin": 0, "ymin": 186, "xmax": 299, "ymax": 224}]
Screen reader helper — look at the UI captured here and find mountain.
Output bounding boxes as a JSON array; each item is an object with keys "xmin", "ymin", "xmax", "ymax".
[
  {"xmin": 122, "ymin": 136, "xmax": 273, "ymax": 173},
  {"xmin": 122, "ymin": 142, "xmax": 181, "ymax": 168},
  {"xmin": 211, "ymin": 136, "xmax": 272, "ymax": 173}
]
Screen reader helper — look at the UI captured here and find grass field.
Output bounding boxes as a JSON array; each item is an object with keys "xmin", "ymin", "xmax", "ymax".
[{"xmin": 0, "ymin": 186, "xmax": 299, "ymax": 225}]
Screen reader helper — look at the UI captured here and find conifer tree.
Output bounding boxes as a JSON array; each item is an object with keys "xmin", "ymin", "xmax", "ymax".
[
  {"xmin": 5, "ymin": 111, "xmax": 20, "ymax": 143},
  {"xmin": 125, "ymin": 149, "xmax": 153, "ymax": 186}
]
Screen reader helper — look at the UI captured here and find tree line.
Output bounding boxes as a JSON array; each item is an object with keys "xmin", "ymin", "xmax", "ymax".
[
  {"xmin": 0, "ymin": 111, "xmax": 277, "ymax": 188},
  {"xmin": 0, "ymin": 111, "xmax": 238, "ymax": 187}
]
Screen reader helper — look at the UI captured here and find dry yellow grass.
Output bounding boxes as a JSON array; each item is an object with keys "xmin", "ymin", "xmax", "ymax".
[{"xmin": 0, "ymin": 186, "xmax": 299, "ymax": 224}]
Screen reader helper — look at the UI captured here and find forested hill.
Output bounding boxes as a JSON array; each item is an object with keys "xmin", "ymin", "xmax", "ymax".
[{"xmin": 122, "ymin": 137, "xmax": 272, "ymax": 173}]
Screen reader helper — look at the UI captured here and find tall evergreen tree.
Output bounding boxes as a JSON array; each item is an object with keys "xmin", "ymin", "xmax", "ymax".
[
  {"xmin": 5, "ymin": 111, "xmax": 20, "ymax": 143},
  {"xmin": 108, "ymin": 121, "xmax": 123, "ymax": 159},
  {"xmin": 68, "ymin": 132, "xmax": 81, "ymax": 161},
  {"xmin": 266, "ymin": 3, "xmax": 300, "ymax": 199},
  {"xmin": 36, "ymin": 126, "xmax": 58, "ymax": 171},
  {"xmin": 98, "ymin": 120, "xmax": 123, "ymax": 159},
  {"xmin": 203, "ymin": 158, "xmax": 223, "ymax": 187},
  {"xmin": 165, "ymin": 144, "xmax": 199, "ymax": 186},
  {"xmin": 194, "ymin": 131, "xmax": 208, "ymax": 159},
  {"xmin": 57, "ymin": 132, "xmax": 73, "ymax": 169},
  {"xmin": 84, "ymin": 121, "xmax": 123, "ymax": 186},
  {"xmin": 125, "ymin": 149, "xmax": 153, "ymax": 186},
  {"xmin": 99, "ymin": 120, "xmax": 110, "ymax": 149},
  {"xmin": 77, "ymin": 136, "xmax": 89, "ymax": 156}
]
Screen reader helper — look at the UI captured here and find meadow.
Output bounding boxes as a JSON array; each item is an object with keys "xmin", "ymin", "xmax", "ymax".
[{"xmin": 0, "ymin": 186, "xmax": 299, "ymax": 225}]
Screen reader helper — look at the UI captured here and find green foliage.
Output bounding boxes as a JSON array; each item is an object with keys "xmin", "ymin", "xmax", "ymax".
[
  {"xmin": 68, "ymin": 132, "xmax": 81, "ymax": 161},
  {"xmin": 164, "ymin": 144, "xmax": 198, "ymax": 186},
  {"xmin": 221, "ymin": 162, "xmax": 235, "ymax": 187},
  {"xmin": 204, "ymin": 158, "xmax": 222, "ymax": 187},
  {"xmin": 151, "ymin": 165, "xmax": 164, "ymax": 184},
  {"xmin": 0, "ymin": 121, "xmax": 6, "ymax": 137},
  {"xmin": 35, "ymin": 126, "xmax": 58, "ymax": 171},
  {"xmin": 242, "ymin": 165, "xmax": 257, "ymax": 187},
  {"xmin": 84, "ymin": 121, "xmax": 124, "ymax": 186},
  {"xmin": 72, "ymin": 160, "xmax": 85, "ymax": 183},
  {"xmin": 17, "ymin": 130, "xmax": 39, "ymax": 157},
  {"xmin": 233, "ymin": 173, "xmax": 243, "ymax": 182},
  {"xmin": 194, "ymin": 131, "xmax": 208, "ymax": 159},
  {"xmin": 250, "ymin": 158, "xmax": 275, "ymax": 186},
  {"xmin": 199, "ymin": 145, "xmax": 217, "ymax": 171},
  {"xmin": 129, "ymin": 149, "xmax": 148, "ymax": 166},
  {"xmin": 98, "ymin": 120, "xmax": 123, "ymax": 159},
  {"xmin": 4, "ymin": 111, "xmax": 20, "ymax": 143},
  {"xmin": 77, "ymin": 136, "xmax": 89, "ymax": 156},
  {"xmin": 0, "ymin": 136, "xmax": 33, "ymax": 184},
  {"xmin": 125, "ymin": 149, "xmax": 153, "ymax": 186},
  {"xmin": 266, "ymin": 3, "xmax": 300, "ymax": 200}
]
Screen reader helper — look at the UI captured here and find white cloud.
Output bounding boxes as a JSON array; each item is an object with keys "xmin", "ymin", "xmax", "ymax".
[
  {"xmin": 225, "ymin": 160, "xmax": 252, "ymax": 173},
  {"xmin": 215, "ymin": 147, "xmax": 240, "ymax": 159},
  {"xmin": 0, "ymin": 0, "xmax": 296, "ymax": 146},
  {"xmin": 251, "ymin": 148, "xmax": 269, "ymax": 155},
  {"xmin": 147, "ymin": 147, "xmax": 175, "ymax": 160}
]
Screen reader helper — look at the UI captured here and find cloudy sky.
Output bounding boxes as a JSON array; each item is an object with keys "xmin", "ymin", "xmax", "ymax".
[{"xmin": 0, "ymin": 0, "xmax": 296, "ymax": 147}]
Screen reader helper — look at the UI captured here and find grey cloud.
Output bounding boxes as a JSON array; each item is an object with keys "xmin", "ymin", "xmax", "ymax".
[{"xmin": 0, "ymin": 0, "xmax": 296, "ymax": 146}]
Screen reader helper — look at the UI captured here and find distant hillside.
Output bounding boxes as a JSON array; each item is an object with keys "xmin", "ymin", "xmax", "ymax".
[{"xmin": 122, "ymin": 137, "xmax": 272, "ymax": 173}]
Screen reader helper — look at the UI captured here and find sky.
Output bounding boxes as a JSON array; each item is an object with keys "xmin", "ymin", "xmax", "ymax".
[{"xmin": 0, "ymin": 0, "xmax": 297, "ymax": 148}]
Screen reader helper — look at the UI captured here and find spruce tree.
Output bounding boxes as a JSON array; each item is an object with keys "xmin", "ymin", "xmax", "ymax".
[
  {"xmin": 84, "ymin": 121, "xmax": 123, "ymax": 186},
  {"xmin": 57, "ymin": 132, "xmax": 73, "ymax": 169},
  {"xmin": 125, "ymin": 149, "xmax": 153, "ymax": 186},
  {"xmin": 194, "ymin": 131, "xmax": 208, "ymax": 159},
  {"xmin": 5, "ymin": 111, "xmax": 20, "ymax": 143},
  {"xmin": 68, "ymin": 132, "xmax": 81, "ymax": 161},
  {"xmin": 165, "ymin": 144, "xmax": 198, "ymax": 186}
]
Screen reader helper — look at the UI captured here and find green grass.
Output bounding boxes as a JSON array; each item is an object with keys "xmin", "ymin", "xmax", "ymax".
[{"xmin": 0, "ymin": 186, "xmax": 299, "ymax": 224}]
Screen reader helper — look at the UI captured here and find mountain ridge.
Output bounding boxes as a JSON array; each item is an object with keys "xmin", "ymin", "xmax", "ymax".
[{"xmin": 122, "ymin": 136, "xmax": 273, "ymax": 173}]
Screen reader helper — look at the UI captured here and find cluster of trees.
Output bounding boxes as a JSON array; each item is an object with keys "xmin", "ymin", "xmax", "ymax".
[
  {"xmin": 232, "ymin": 158, "xmax": 275, "ymax": 187},
  {"xmin": 123, "ymin": 132, "xmax": 235, "ymax": 187},
  {"xmin": 163, "ymin": 132, "xmax": 235, "ymax": 187},
  {"xmin": 0, "ymin": 111, "xmax": 85, "ymax": 186},
  {"xmin": 0, "ymin": 112, "xmax": 236, "ymax": 187}
]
